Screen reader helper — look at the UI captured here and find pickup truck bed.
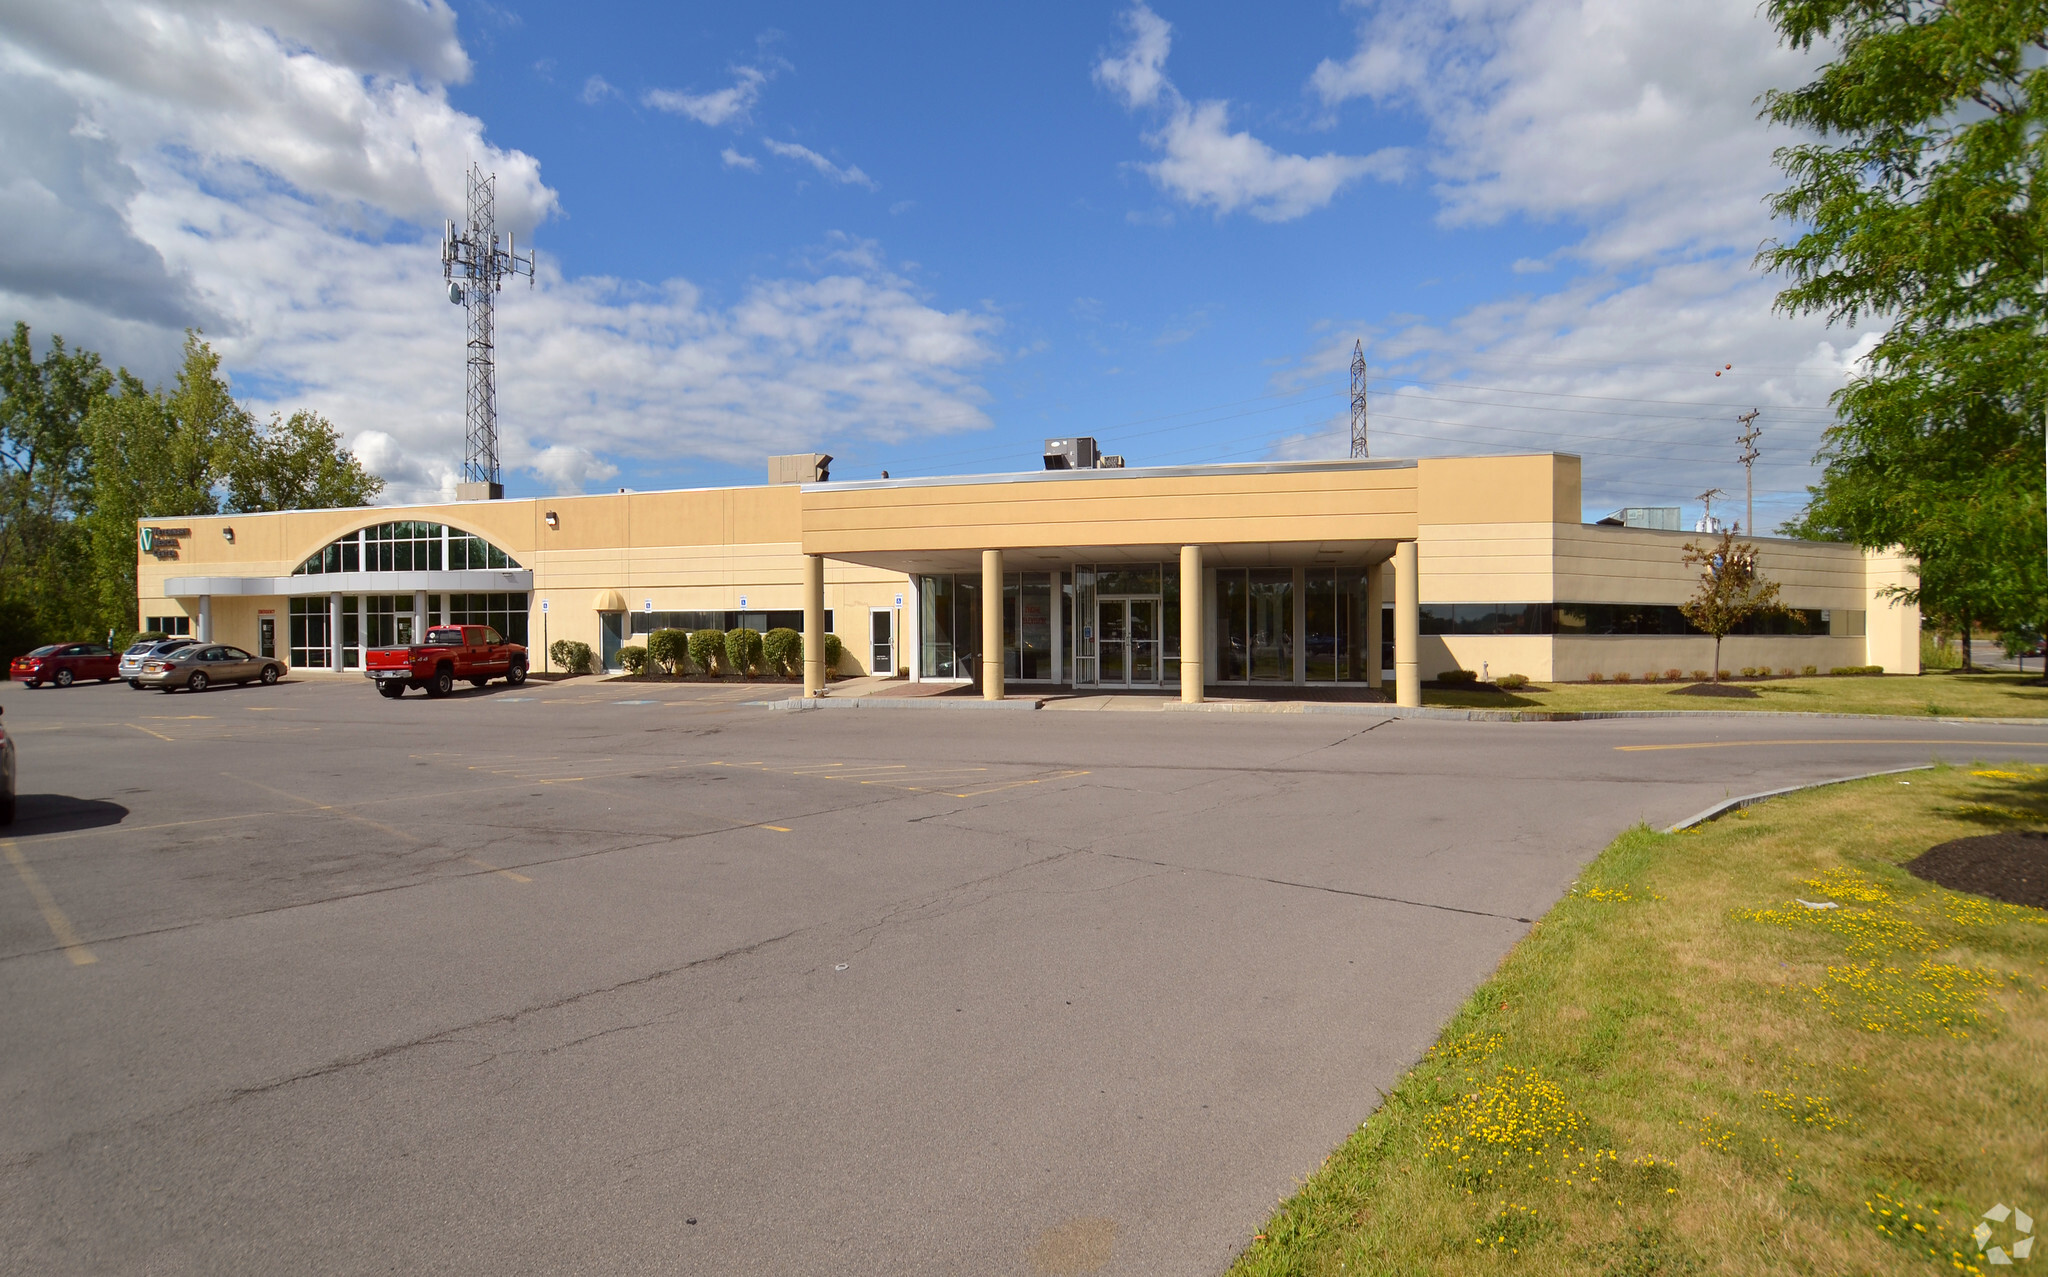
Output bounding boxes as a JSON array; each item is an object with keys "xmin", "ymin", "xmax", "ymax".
[{"xmin": 365, "ymin": 625, "xmax": 527, "ymax": 698}]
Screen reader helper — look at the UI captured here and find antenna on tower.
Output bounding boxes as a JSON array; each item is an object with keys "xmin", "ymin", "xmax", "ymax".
[
  {"xmin": 1349, "ymin": 339, "xmax": 1369, "ymax": 459},
  {"xmin": 1735, "ymin": 408, "xmax": 1762, "ymax": 537},
  {"xmin": 442, "ymin": 164, "xmax": 534, "ymax": 500}
]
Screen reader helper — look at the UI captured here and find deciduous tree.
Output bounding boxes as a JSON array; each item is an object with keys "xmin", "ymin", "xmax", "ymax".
[{"xmin": 1680, "ymin": 532, "xmax": 1784, "ymax": 682}]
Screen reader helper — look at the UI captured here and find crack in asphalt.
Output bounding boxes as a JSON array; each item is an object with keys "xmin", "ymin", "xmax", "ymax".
[{"xmin": 1091, "ymin": 850, "xmax": 1536, "ymax": 924}]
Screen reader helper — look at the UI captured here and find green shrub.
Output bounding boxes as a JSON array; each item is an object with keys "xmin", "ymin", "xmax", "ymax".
[
  {"xmin": 549, "ymin": 639, "xmax": 593, "ymax": 675},
  {"xmin": 1437, "ymin": 668, "xmax": 1479, "ymax": 685},
  {"xmin": 1717, "ymin": 669, "xmax": 1732, "ymax": 680},
  {"xmin": 1920, "ymin": 630, "xmax": 1961, "ymax": 671},
  {"xmin": 617, "ymin": 645, "xmax": 648, "ymax": 674},
  {"xmin": 1691, "ymin": 669, "xmax": 1709, "ymax": 682},
  {"xmin": 1802, "ymin": 664, "xmax": 1818, "ymax": 676},
  {"xmin": 688, "ymin": 629, "xmax": 723, "ymax": 675},
  {"xmin": 1587, "ymin": 671, "xmax": 1605, "ymax": 683},
  {"xmin": 762, "ymin": 627, "xmax": 803, "ymax": 677},
  {"xmin": 646, "ymin": 628, "xmax": 687, "ymax": 675},
  {"xmin": 725, "ymin": 627, "xmax": 764, "ymax": 678},
  {"xmin": 1740, "ymin": 666, "xmax": 1758, "ymax": 679},
  {"xmin": 1496, "ymin": 673, "xmax": 1530, "ymax": 691},
  {"xmin": 1829, "ymin": 664, "xmax": 1885, "ymax": 676},
  {"xmin": 824, "ymin": 632, "xmax": 843, "ymax": 672}
]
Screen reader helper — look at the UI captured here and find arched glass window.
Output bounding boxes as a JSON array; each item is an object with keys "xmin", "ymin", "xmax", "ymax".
[{"xmin": 292, "ymin": 522, "xmax": 521, "ymax": 575}]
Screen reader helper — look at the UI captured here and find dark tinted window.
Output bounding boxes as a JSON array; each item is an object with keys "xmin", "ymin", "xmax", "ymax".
[
  {"xmin": 425, "ymin": 628, "xmax": 465, "ymax": 646},
  {"xmin": 26, "ymin": 645, "xmax": 57, "ymax": 656}
]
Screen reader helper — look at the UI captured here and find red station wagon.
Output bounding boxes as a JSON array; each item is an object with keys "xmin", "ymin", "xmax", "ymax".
[{"xmin": 11, "ymin": 643, "xmax": 119, "ymax": 688}]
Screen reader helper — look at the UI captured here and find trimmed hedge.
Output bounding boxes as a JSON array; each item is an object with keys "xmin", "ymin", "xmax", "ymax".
[
  {"xmin": 646, "ymin": 628, "xmax": 688, "ymax": 675},
  {"xmin": 1829, "ymin": 664, "xmax": 1885, "ymax": 676},
  {"xmin": 1437, "ymin": 668, "xmax": 1479, "ymax": 685},
  {"xmin": 1496, "ymin": 673, "xmax": 1530, "ymax": 691},
  {"xmin": 687, "ymin": 629, "xmax": 724, "ymax": 675},
  {"xmin": 550, "ymin": 639, "xmax": 593, "ymax": 675},
  {"xmin": 725, "ymin": 627, "xmax": 764, "ymax": 678},
  {"xmin": 762, "ymin": 627, "xmax": 802, "ymax": 677},
  {"xmin": 617, "ymin": 645, "xmax": 648, "ymax": 674}
]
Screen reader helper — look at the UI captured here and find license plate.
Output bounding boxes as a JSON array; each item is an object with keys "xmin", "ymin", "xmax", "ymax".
[{"xmin": 375, "ymin": 670, "xmax": 408, "ymax": 680}]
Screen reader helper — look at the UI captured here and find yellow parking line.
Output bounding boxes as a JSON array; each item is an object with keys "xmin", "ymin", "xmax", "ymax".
[
  {"xmin": 127, "ymin": 723, "xmax": 175, "ymax": 742},
  {"xmin": 1617, "ymin": 738, "xmax": 2048, "ymax": 752},
  {"xmin": 2, "ymin": 840, "xmax": 95, "ymax": 965},
  {"xmin": 758, "ymin": 825, "xmax": 792, "ymax": 833},
  {"xmin": 464, "ymin": 855, "xmax": 532, "ymax": 884}
]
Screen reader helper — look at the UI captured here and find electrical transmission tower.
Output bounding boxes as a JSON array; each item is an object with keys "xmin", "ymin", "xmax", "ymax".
[
  {"xmin": 1349, "ymin": 339, "xmax": 1369, "ymax": 459},
  {"xmin": 1735, "ymin": 408, "xmax": 1762, "ymax": 536},
  {"xmin": 442, "ymin": 165, "xmax": 533, "ymax": 499}
]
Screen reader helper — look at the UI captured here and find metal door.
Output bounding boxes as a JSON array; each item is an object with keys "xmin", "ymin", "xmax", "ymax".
[{"xmin": 600, "ymin": 611, "xmax": 625, "ymax": 670}]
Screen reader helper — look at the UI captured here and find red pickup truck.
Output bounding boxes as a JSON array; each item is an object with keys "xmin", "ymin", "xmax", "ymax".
[{"xmin": 365, "ymin": 625, "xmax": 527, "ymax": 698}]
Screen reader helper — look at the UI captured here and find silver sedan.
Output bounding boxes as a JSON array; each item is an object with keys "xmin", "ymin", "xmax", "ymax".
[{"xmin": 134, "ymin": 644, "xmax": 286, "ymax": 692}]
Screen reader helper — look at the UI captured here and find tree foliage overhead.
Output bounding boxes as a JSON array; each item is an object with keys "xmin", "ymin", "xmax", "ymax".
[
  {"xmin": 1760, "ymin": 0, "xmax": 2048, "ymax": 638},
  {"xmin": 0, "ymin": 323, "xmax": 383, "ymax": 657}
]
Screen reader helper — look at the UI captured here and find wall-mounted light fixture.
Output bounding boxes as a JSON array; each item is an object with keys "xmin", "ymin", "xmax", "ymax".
[
  {"xmin": 544, "ymin": 510, "xmax": 559, "ymax": 529},
  {"xmin": 222, "ymin": 527, "xmax": 235, "ymax": 543}
]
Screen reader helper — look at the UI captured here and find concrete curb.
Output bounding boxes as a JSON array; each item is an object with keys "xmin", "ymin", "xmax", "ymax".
[
  {"xmin": 765, "ymin": 696, "xmax": 1045, "ymax": 711},
  {"xmin": 1664, "ymin": 764, "xmax": 1935, "ymax": 833},
  {"xmin": 1160, "ymin": 702, "xmax": 2048, "ymax": 726}
]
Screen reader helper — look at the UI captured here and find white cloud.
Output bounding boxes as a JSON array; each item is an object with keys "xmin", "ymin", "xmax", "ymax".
[
  {"xmin": 579, "ymin": 74, "xmax": 617, "ymax": 105},
  {"xmin": 643, "ymin": 65, "xmax": 766, "ymax": 127},
  {"xmin": 762, "ymin": 138, "xmax": 877, "ymax": 190},
  {"xmin": 720, "ymin": 147, "xmax": 759, "ymax": 171},
  {"xmin": 1260, "ymin": 0, "xmax": 1858, "ymax": 529},
  {"xmin": 1095, "ymin": 3, "xmax": 1403, "ymax": 222},
  {"xmin": 0, "ymin": 1, "xmax": 998, "ymax": 501}
]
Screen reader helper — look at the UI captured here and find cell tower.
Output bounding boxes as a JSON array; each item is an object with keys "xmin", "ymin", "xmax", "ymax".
[
  {"xmin": 1736, "ymin": 408, "xmax": 1762, "ymax": 536},
  {"xmin": 1349, "ymin": 339, "xmax": 1369, "ymax": 459},
  {"xmin": 442, "ymin": 165, "xmax": 533, "ymax": 500}
]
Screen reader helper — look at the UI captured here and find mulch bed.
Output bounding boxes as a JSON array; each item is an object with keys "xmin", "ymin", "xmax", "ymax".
[
  {"xmin": 1670, "ymin": 682, "xmax": 1760, "ymax": 699},
  {"xmin": 1906, "ymin": 832, "xmax": 2048, "ymax": 910}
]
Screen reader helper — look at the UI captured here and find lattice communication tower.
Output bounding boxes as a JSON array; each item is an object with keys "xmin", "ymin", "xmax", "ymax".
[
  {"xmin": 1349, "ymin": 339, "xmax": 1369, "ymax": 459},
  {"xmin": 442, "ymin": 165, "xmax": 534, "ymax": 492}
]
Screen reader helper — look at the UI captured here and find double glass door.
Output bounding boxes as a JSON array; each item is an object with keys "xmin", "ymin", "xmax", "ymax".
[{"xmin": 1094, "ymin": 596, "xmax": 1159, "ymax": 686}]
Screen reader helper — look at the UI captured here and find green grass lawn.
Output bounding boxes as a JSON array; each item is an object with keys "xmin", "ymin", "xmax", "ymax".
[
  {"xmin": 1230, "ymin": 765, "xmax": 2048, "ymax": 1276},
  {"xmin": 1423, "ymin": 671, "xmax": 2048, "ymax": 718}
]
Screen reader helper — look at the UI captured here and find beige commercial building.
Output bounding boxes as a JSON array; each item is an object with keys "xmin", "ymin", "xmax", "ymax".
[{"xmin": 137, "ymin": 451, "xmax": 1917, "ymax": 705}]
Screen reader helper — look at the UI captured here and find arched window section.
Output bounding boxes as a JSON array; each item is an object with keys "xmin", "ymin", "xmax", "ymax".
[{"xmin": 292, "ymin": 521, "xmax": 521, "ymax": 575}]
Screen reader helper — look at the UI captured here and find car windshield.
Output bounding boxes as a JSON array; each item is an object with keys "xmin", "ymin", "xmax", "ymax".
[
  {"xmin": 424, "ymin": 628, "xmax": 466, "ymax": 646},
  {"xmin": 125, "ymin": 642, "xmax": 155, "ymax": 655},
  {"xmin": 154, "ymin": 640, "xmax": 193, "ymax": 653}
]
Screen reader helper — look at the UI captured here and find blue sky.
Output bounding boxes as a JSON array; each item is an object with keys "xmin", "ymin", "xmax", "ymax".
[{"xmin": 1, "ymin": 0, "xmax": 1867, "ymax": 529}]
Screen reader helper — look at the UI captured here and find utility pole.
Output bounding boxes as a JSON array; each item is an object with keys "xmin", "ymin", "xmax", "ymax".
[
  {"xmin": 442, "ymin": 165, "xmax": 534, "ymax": 500},
  {"xmin": 1736, "ymin": 408, "xmax": 1762, "ymax": 536},
  {"xmin": 1349, "ymin": 339, "xmax": 1369, "ymax": 459},
  {"xmin": 1697, "ymin": 487, "xmax": 1726, "ymax": 534}
]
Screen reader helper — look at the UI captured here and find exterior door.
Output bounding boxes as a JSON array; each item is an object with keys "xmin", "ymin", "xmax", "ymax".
[
  {"xmin": 599, "ymin": 611, "xmax": 625, "ymax": 670},
  {"xmin": 259, "ymin": 617, "xmax": 276, "ymax": 659},
  {"xmin": 1089, "ymin": 597, "xmax": 1162, "ymax": 688},
  {"xmin": 870, "ymin": 608, "xmax": 894, "ymax": 675}
]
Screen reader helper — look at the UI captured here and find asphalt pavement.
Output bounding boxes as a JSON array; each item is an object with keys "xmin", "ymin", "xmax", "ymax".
[{"xmin": 3, "ymin": 674, "xmax": 2044, "ymax": 1275}]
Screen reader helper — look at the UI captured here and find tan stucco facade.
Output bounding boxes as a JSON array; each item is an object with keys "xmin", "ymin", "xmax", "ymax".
[{"xmin": 137, "ymin": 452, "xmax": 1919, "ymax": 692}]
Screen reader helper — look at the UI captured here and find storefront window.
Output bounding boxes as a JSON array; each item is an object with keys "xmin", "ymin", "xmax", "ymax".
[
  {"xmin": 1005, "ymin": 573, "xmax": 1054, "ymax": 680},
  {"xmin": 289, "ymin": 597, "xmax": 331, "ymax": 668},
  {"xmin": 917, "ymin": 574, "xmax": 982, "ymax": 679}
]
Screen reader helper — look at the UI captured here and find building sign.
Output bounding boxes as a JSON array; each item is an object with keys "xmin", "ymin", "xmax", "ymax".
[{"xmin": 139, "ymin": 526, "xmax": 191, "ymax": 560}]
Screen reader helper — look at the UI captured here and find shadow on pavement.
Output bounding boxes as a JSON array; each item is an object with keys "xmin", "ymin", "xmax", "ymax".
[{"xmin": 10, "ymin": 795, "xmax": 128, "ymax": 835}]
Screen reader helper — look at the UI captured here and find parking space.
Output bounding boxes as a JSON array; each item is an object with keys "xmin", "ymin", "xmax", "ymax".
[{"xmin": 3, "ymin": 675, "xmax": 2046, "ymax": 1274}]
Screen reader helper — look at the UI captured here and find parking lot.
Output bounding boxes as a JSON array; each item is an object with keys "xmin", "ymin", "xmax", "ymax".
[{"xmin": 4, "ymin": 674, "xmax": 2045, "ymax": 1275}]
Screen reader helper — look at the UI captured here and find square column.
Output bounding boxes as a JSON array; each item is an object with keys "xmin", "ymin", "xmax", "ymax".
[
  {"xmin": 803, "ymin": 554, "xmax": 827, "ymax": 696},
  {"xmin": 329, "ymin": 592, "xmax": 344, "ymax": 670},
  {"xmin": 1365, "ymin": 561, "xmax": 1384, "ymax": 689},
  {"xmin": 981, "ymin": 549, "xmax": 1004, "ymax": 700},
  {"xmin": 1179, "ymin": 545, "xmax": 1203, "ymax": 703},
  {"xmin": 196, "ymin": 594, "xmax": 212, "ymax": 643},
  {"xmin": 1394, "ymin": 541, "xmax": 1420, "ymax": 707}
]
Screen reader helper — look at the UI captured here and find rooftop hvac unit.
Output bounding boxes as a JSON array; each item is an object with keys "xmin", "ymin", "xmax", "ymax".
[
  {"xmin": 1043, "ymin": 437, "xmax": 1100, "ymax": 470},
  {"xmin": 1097, "ymin": 455, "xmax": 1124, "ymax": 468}
]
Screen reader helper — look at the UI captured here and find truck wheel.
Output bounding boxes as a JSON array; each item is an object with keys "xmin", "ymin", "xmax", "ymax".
[
  {"xmin": 506, "ymin": 662, "xmax": 527, "ymax": 686},
  {"xmin": 54, "ymin": 669, "xmax": 73, "ymax": 688},
  {"xmin": 377, "ymin": 682, "xmax": 406, "ymax": 699},
  {"xmin": 427, "ymin": 666, "xmax": 454, "ymax": 698},
  {"xmin": 129, "ymin": 679, "xmax": 143, "ymax": 689},
  {"xmin": 469, "ymin": 678, "xmax": 490, "ymax": 689}
]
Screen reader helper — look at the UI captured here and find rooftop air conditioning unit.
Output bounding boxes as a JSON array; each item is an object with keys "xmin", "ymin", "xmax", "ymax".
[{"xmin": 1043, "ymin": 437, "xmax": 1100, "ymax": 470}]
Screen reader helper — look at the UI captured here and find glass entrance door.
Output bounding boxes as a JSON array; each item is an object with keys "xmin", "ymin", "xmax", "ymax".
[{"xmin": 1092, "ymin": 596, "xmax": 1160, "ymax": 688}]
